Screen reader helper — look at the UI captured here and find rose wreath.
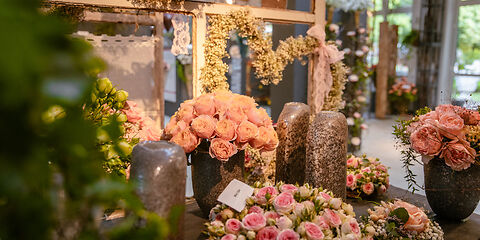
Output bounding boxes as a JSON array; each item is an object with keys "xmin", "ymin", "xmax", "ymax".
[
  {"xmin": 393, "ymin": 105, "xmax": 480, "ymax": 192},
  {"xmin": 205, "ymin": 182, "xmax": 362, "ymax": 240},
  {"xmin": 163, "ymin": 91, "xmax": 278, "ymax": 161},
  {"xmin": 360, "ymin": 200, "xmax": 444, "ymax": 240},
  {"xmin": 346, "ymin": 154, "xmax": 389, "ymax": 198}
]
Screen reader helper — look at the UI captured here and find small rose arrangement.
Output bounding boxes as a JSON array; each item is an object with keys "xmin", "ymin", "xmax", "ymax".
[
  {"xmin": 346, "ymin": 155, "xmax": 389, "ymax": 198},
  {"xmin": 205, "ymin": 182, "xmax": 362, "ymax": 240},
  {"xmin": 360, "ymin": 200, "xmax": 444, "ymax": 240},
  {"xmin": 163, "ymin": 91, "xmax": 278, "ymax": 161},
  {"xmin": 394, "ymin": 105, "xmax": 480, "ymax": 192},
  {"xmin": 388, "ymin": 77, "xmax": 417, "ymax": 114}
]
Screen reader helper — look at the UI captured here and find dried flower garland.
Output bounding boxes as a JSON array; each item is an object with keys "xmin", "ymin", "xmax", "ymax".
[
  {"xmin": 326, "ymin": 0, "xmax": 373, "ymax": 12},
  {"xmin": 245, "ymin": 146, "xmax": 276, "ymax": 185},
  {"xmin": 128, "ymin": 0, "xmax": 184, "ymax": 8}
]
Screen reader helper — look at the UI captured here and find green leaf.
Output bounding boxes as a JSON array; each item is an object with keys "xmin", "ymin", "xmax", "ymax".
[{"xmin": 390, "ymin": 207, "xmax": 410, "ymax": 224}]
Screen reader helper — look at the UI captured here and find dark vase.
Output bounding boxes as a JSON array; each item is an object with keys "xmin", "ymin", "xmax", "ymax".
[
  {"xmin": 191, "ymin": 148, "xmax": 245, "ymax": 217},
  {"xmin": 424, "ymin": 157, "xmax": 480, "ymax": 221}
]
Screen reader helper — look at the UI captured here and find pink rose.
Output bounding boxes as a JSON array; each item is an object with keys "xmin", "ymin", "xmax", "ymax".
[
  {"xmin": 177, "ymin": 102, "xmax": 196, "ymax": 125},
  {"xmin": 361, "ymin": 167, "xmax": 371, "ymax": 173},
  {"xmin": 393, "ymin": 200, "xmax": 430, "ymax": 232},
  {"xmin": 320, "ymin": 192, "xmax": 332, "ymax": 201},
  {"xmin": 249, "ymin": 126, "xmax": 270, "ymax": 150},
  {"xmin": 248, "ymin": 205, "xmax": 264, "ymax": 214},
  {"xmin": 256, "ymin": 226, "xmax": 279, "ymax": 240},
  {"xmin": 435, "ymin": 113, "xmax": 464, "ymax": 139},
  {"xmin": 418, "ymin": 111, "xmax": 438, "ymax": 123},
  {"xmin": 324, "ymin": 209, "xmax": 342, "ymax": 227},
  {"xmin": 225, "ymin": 103, "xmax": 248, "ymax": 124},
  {"xmin": 346, "ymin": 174, "xmax": 356, "ymax": 189},
  {"xmin": 236, "ymin": 120, "xmax": 259, "ymax": 146},
  {"xmin": 346, "ymin": 157, "xmax": 358, "ymax": 168},
  {"xmin": 122, "ymin": 101, "xmax": 143, "ymax": 123},
  {"xmin": 170, "ymin": 128, "xmax": 199, "ymax": 153},
  {"xmin": 221, "ymin": 234, "xmax": 236, "ymax": 240},
  {"xmin": 440, "ymin": 140, "xmax": 476, "ymax": 171},
  {"xmin": 247, "ymin": 107, "xmax": 272, "ymax": 127},
  {"xmin": 304, "ymin": 222, "xmax": 324, "ymax": 240},
  {"xmin": 277, "ymin": 229, "xmax": 299, "ymax": 240},
  {"xmin": 214, "ymin": 91, "xmax": 232, "ymax": 115},
  {"xmin": 313, "ymin": 216, "xmax": 329, "ymax": 230},
  {"xmin": 215, "ymin": 119, "xmax": 237, "ymax": 141},
  {"xmin": 280, "ymin": 184, "xmax": 298, "ymax": 194},
  {"xmin": 262, "ymin": 127, "xmax": 279, "ymax": 151},
  {"xmin": 294, "ymin": 203, "xmax": 305, "ymax": 216},
  {"xmin": 273, "ymin": 192, "xmax": 296, "ymax": 214},
  {"xmin": 362, "ymin": 182, "xmax": 374, "ymax": 195},
  {"xmin": 225, "ymin": 218, "xmax": 242, "ymax": 234},
  {"xmin": 355, "ymin": 173, "xmax": 363, "ymax": 180},
  {"xmin": 376, "ymin": 164, "xmax": 387, "ymax": 172},
  {"xmin": 191, "ymin": 115, "xmax": 216, "ymax": 139},
  {"xmin": 379, "ymin": 185, "xmax": 387, "ymax": 193},
  {"xmin": 410, "ymin": 124, "xmax": 443, "ymax": 156},
  {"xmin": 341, "ymin": 218, "xmax": 360, "ymax": 235},
  {"xmin": 276, "ymin": 216, "xmax": 293, "ymax": 230},
  {"xmin": 435, "ymin": 104, "xmax": 462, "ymax": 115},
  {"xmin": 138, "ymin": 126, "xmax": 162, "ymax": 141},
  {"xmin": 255, "ymin": 186, "xmax": 279, "ymax": 204},
  {"xmin": 164, "ymin": 118, "xmax": 188, "ymax": 138},
  {"xmin": 459, "ymin": 109, "xmax": 480, "ymax": 125},
  {"xmin": 209, "ymin": 138, "xmax": 238, "ymax": 161},
  {"xmin": 264, "ymin": 211, "xmax": 280, "ymax": 221},
  {"xmin": 232, "ymin": 94, "xmax": 257, "ymax": 112},
  {"xmin": 242, "ymin": 213, "xmax": 266, "ymax": 231},
  {"xmin": 194, "ymin": 94, "xmax": 216, "ymax": 116}
]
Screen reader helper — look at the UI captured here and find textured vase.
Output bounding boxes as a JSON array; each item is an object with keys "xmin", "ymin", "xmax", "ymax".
[
  {"xmin": 424, "ymin": 157, "xmax": 480, "ymax": 221},
  {"xmin": 305, "ymin": 111, "xmax": 348, "ymax": 200},
  {"xmin": 130, "ymin": 141, "xmax": 186, "ymax": 238},
  {"xmin": 275, "ymin": 102, "xmax": 310, "ymax": 184},
  {"xmin": 191, "ymin": 149, "xmax": 245, "ymax": 217}
]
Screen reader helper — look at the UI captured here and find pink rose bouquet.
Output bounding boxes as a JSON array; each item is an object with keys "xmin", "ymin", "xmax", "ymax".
[
  {"xmin": 388, "ymin": 77, "xmax": 417, "ymax": 114},
  {"xmin": 205, "ymin": 182, "xmax": 362, "ymax": 239},
  {"xmin": 394, "ymin": 105, "xmax": 480, "ymax": 192},
  {"xmin": 163, "ymin": 91, "xmax": 277, "ymax": 161},
  {"xmin": 360, "ymin": 200, "xmax": 444, "ymax": 239},
  {"xmin": 346, "ymin": 154, "xmax": 389, "ymax": 198}
]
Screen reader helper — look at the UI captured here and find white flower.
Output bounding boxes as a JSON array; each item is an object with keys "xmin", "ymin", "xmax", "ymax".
[
  {"xmin": 237, "ymin": 235, "xmax": 246, "ymax": 240},
  {"xmin": 351, "ymin": 137, "xmax": 361, "ymax": 146},
  {"xmin": 246, "ymin": 231, "xmax": 255, "ymax": 239},
  {"xmin": 342, "ymin": 203, "xmax": 355, "ymax": 216},
  {"xmin": 296, "ymin": 222, "xmax": 306, "ymax": 235},
  {"xmin": 329, "ymin": 198, "xmax": 342, "ymax": 209},
  {"xmin": 348, "ymin": 74, "xmax": 359, "ymax": 82},
  {"xmin": 329, "ymin": 24, "xmax": 339, "ymax": 33},
  {"xmin": 353, "ymin": 112, "xmax": 362, "ymax": 118},
  {"xmin": 347, "ymin": 117, "xmax": 355, "ymax": 126},
  {"xmin": 343, "ymin": 48, "xmax": 352, "ymax": 54},
  {"xmin": 355, "ymin": 50, "xmax": 364, "ymax": 57},
  {"xmin": 357, "ymin": 96, "xmax": 367, "ymax": 102},
  {"xmin": 299, "ymin": 186, "xmax": 310, "ymax": 198},
  {"xmin": 347, "ymin": 31, "xmax": 356, "ymax": 37},
  {"xmin": 362, "ymin": 45, "xmax": 370, "ymax": 53},
  {"xmin": 366, "ymin": 226, "xmax": 376, "ymax": 235},
  {"xmin": 358, "ymin": 28, "xmax": 366, "ymax": 34},
  {"xmin": 361, "ymin": 123, "xmax": 368, "ymax": 129},
  {"xmin": 335, "ymin": 40, "xmax": 343, "ymax": 46},
  {"xmin": 276, "ymin": 216, "xmax": 293, "ymax": 230}
]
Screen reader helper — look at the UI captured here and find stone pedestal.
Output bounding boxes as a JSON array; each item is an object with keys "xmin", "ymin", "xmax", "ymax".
[
  {"xmin": 275, "ymin": 102, "xmax": 310, "ymax": 184},
  {"xmin": 305, "ymin": 111, "xmax": 347, "ymax": 199},
  {"xmin": 131, "ymin": 141, "xmax": 186, "ymax": 237}
]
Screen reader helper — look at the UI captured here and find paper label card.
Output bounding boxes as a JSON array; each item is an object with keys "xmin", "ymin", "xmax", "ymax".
[{"xmin": 217, "ymin": 179, "xmax": 254, "ymax": 212}]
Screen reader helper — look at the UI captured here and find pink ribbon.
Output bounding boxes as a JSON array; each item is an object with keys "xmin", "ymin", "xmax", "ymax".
[{"xmin": 307, "ymin": 25, "xmax": 344, "ymax": 113}]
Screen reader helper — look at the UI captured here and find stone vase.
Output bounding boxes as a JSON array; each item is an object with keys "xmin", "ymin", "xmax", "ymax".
[
  {"xmin": 305, "ymin": 111, "xmax": 348, "ymax": 200},
  {"xmin": 276, "ymin": 102, "xmax": 310, "ymax": 184},
  {"xmin": 424, "ymin": 157, "xmax": 480, "ymax": 221},
  {"xmin": 130, "ymin": 141, "xmax": 186, "ymax": 238},
  {"xmin": 191, "ymin": 147, "xmax": 245, "ymax": 217}
]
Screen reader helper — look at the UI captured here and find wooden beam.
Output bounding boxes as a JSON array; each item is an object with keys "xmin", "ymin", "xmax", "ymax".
[
  {"xmin": 375, "ymin": 21, "xmax": 390, "ymax": 119},
  {"xmin": 83, "ymin": 11, "xmax": 156, "ymax": 25},
  {"xmin": 153, "ymin": 12, "xmax": 165, "ymax": 127},
  {"xmin": 48, "ymin": 0, "xmax": 316, "ymax": 24}
]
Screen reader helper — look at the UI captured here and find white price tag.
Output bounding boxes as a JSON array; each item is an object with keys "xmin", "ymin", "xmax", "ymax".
[{"xmin": 217, "ymin": 179, "xmax": 254, "ymax": 212}]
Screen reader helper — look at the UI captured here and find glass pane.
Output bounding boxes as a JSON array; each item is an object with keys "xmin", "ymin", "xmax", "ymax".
[
  {"xmin": 452, "ymin": 4, "xmax": 480, "ymax": 105},
  {"xmin": 374, "ymin": 0, "xmax": 383, "ymax": 12},
  {"xmin": 389, "ymin": 0, "xmax": 413, "ymax": 9},
  {"xmin": 195, "ymin": 0, "xmax": 311, "ymax": 12}
]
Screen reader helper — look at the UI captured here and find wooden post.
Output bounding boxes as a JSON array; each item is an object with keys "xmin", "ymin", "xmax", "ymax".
[
  {"xmin": 376, "ymin": 21, "xmax": 390, "ymax": 119},
  {"xmin": 153, "ymin": 12, "xmax": 165, "ymax": 128},
  {"xmin": 192, "ymin": 11, "xmax": 206, "ymax": 98}
]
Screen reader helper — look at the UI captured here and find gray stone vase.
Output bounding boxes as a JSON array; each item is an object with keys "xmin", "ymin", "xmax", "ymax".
[
  {"xmin": 424, "ymin": 157, "xmax": 480, "ymax": 221},
  {"xmin": 305, "ymin": 111, "xmax": 348, "ymax": 200},
  {"xmin": 275, "ymin": 102, "xmax": 310, "ymax": 185},
  {"xmin": 191, "ymin": 144, "xmax": 245, "ymax": 217},
  {"xmin": 130, "ymin": 141, "xmax": 186, "ymax": 238}
]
